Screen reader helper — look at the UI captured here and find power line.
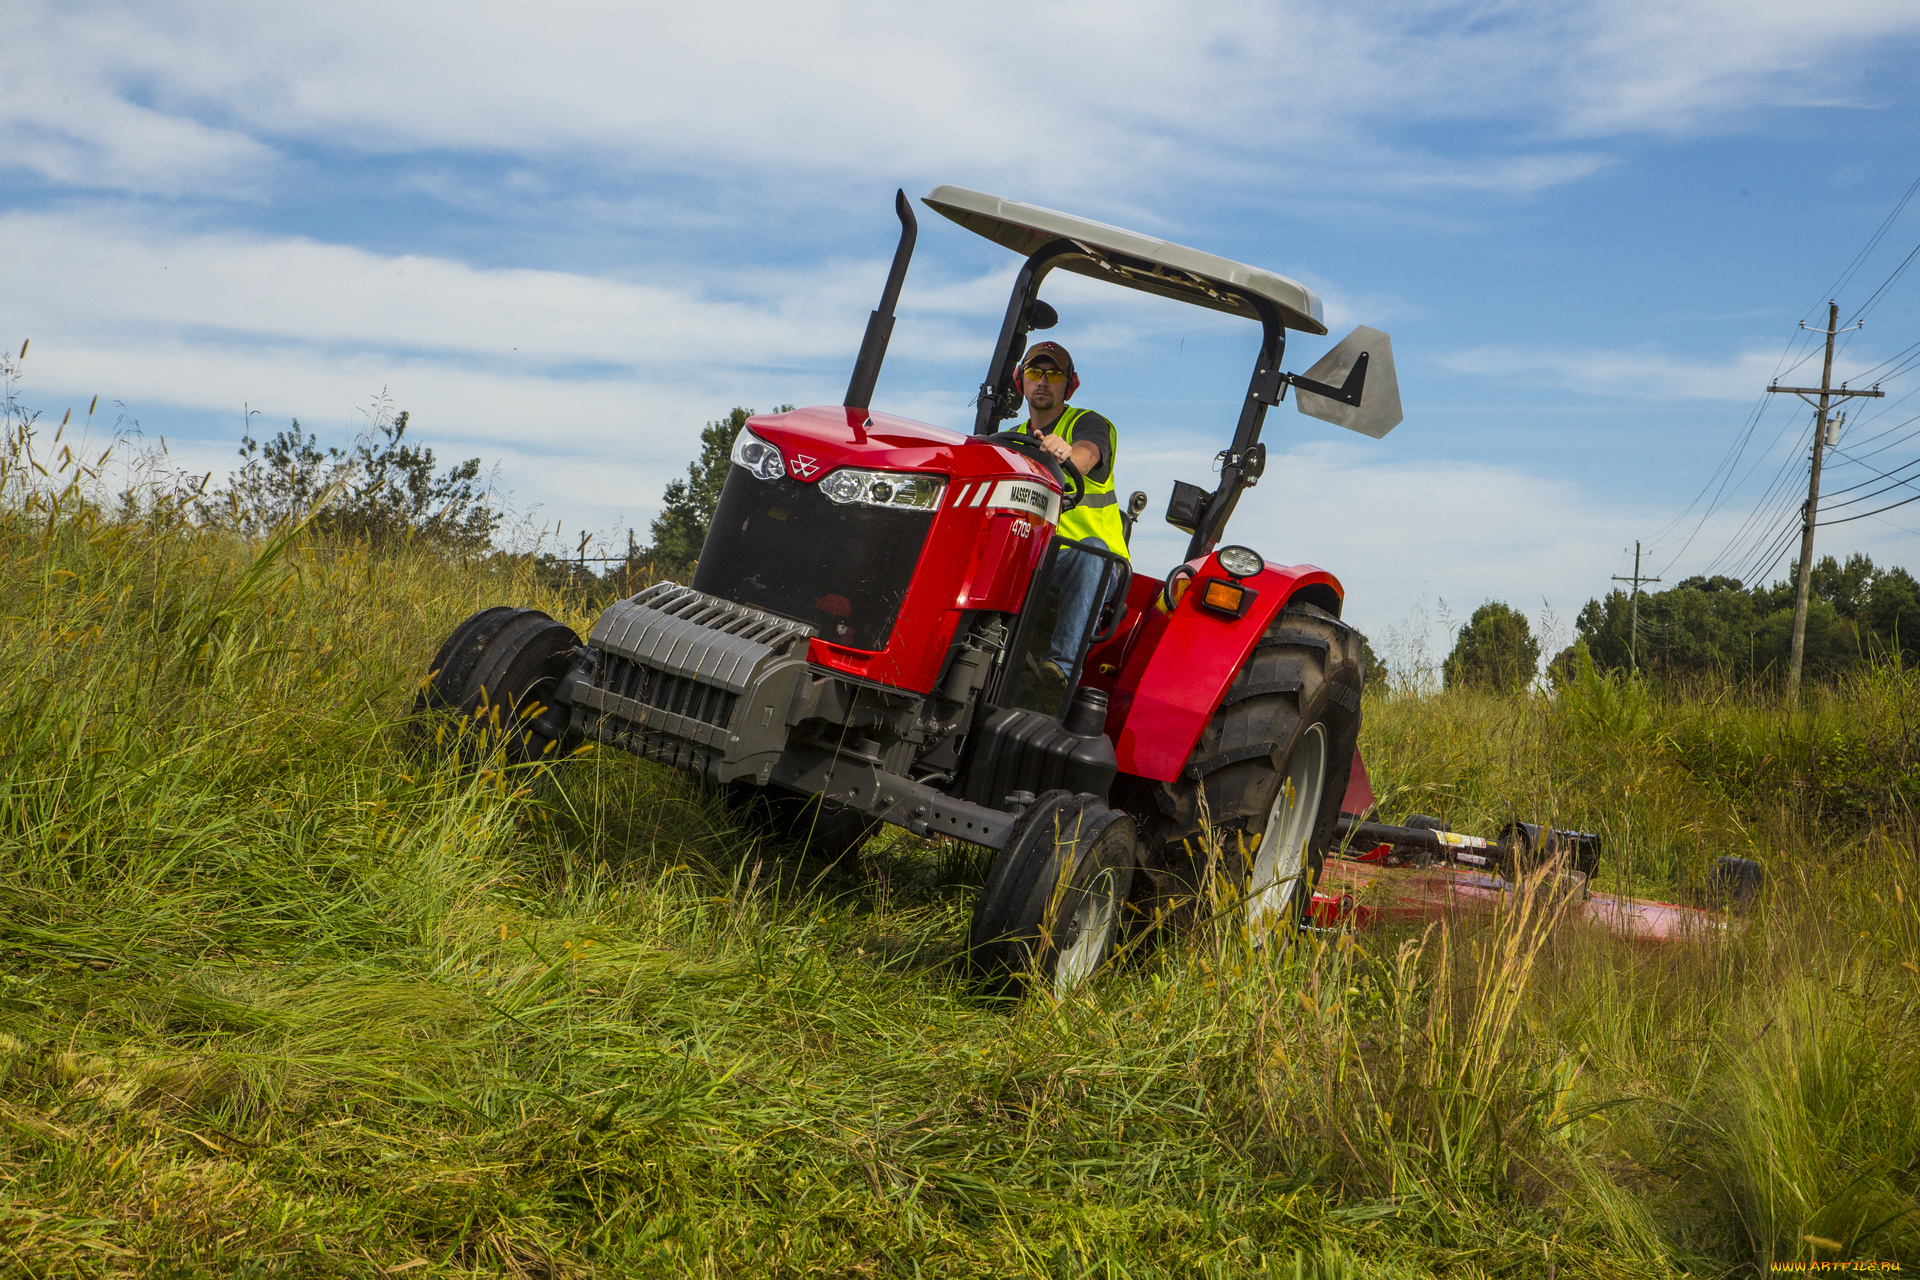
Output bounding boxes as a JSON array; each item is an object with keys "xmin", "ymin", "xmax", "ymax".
[
  {"xmin": 1818, "ymin": 448, "xmax": 1920, "ymax": 500},
  {"xmin": 1830, "ymin": 170, "xmax": 1920, "ymax": 311},
  {"xmin": 1818, "ymin": 489, "xmax": 1920, "ymax": 527},
  {"xmin": 1742, "ymin": 522, "xmax": 1804, "ymax": 587},
  {"xmin": 1665, "ymin": 399, "xmax": 1807, "ymax": 576},
  {"xmin": 1664, "ymin": 168, "xmax": 1920, "ymax": 585},
  {"xmin": 1845, "ymin": 241, "xmax": 1920, "ymax": 329},
  {"xmin": 1698, "ymin": 419, "xmax": 1816, "ymax": 579}
]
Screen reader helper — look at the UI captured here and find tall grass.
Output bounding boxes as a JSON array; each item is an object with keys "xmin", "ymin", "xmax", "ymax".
[{"xmin": 1, "ymin": 420, "xmax": 1916, "ymax": 1276}]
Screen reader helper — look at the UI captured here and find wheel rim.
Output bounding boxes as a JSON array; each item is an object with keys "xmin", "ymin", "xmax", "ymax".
[
  {"xmin": 1052, "ymin": 866, "xmax": 1119, "ymax": 995},
  {"xmin": 1247, "ymin": 722, "xmax": 1327, "ymax": 935}
]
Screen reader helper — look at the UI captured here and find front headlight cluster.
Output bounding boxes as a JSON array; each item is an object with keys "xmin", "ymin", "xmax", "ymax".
[
  {"xmin": 730, "ymin": 426, "xmax": 786, "ymax": 480},
  {"xmin": 818, "ymin": 467, "xmax": 945, "ymax": 510}
]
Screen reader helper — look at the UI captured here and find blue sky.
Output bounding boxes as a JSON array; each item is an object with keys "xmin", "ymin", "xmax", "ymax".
[{"xmin": 5, "ymin": 0, "xmax": 1920, "ymax": 666}]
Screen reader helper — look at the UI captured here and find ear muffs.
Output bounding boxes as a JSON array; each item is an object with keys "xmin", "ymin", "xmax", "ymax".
[{"xmin": 1066, "ymin": 372, "xmax": 1080, "ymax": 399}]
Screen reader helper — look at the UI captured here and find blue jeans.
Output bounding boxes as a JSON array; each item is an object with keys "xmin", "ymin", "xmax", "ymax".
[{"xmin": 1047, "ymin": 538, "xmax": 1118, "ymax": 674}]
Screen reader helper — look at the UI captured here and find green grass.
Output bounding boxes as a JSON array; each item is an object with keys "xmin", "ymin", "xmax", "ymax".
[{"xmin": 2, "ymin": 433, "xmax": 1917, "ymax": 1276}]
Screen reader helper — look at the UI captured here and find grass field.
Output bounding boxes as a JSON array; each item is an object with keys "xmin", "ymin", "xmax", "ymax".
[{"xmin": 3, "ymin": 432, "xmax": 1918, "ymax": 1277}]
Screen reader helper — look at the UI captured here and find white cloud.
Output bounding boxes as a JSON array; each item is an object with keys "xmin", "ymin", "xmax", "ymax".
[
  {"xmin": 0, "ymin": 212, "xmax": 1033, "ymax": 546},
  {"xmin": 5, "ymin": 1, "xmax": 1916, "ymax": 202}
]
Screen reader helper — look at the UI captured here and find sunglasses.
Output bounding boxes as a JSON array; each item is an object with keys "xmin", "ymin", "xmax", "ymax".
[{"xmin": 1022, "ymin": 366, "xmax": 1069, "ymax": 384}]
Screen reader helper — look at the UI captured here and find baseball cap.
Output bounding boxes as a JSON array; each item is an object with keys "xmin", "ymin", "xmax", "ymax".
[{"xmin": 1021, "ymin": 340, "xmax": 1075, "ymax": 373}]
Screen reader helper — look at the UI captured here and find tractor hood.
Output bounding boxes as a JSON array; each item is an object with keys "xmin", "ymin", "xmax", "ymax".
[{"xmin": 742, "ymin": 405, "xmax": 1053, "ymax": 485}]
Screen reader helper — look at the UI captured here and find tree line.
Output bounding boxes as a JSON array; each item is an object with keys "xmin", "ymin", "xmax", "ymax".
[{"xmin": 1439, "ymin": 554, "xmax": 1920, "ymax": 693}]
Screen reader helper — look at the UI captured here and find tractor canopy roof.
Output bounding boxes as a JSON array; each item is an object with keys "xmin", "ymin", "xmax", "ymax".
[{"xmin": 923, "ymin": 185, "xmax": 1326, "ymax": 336}]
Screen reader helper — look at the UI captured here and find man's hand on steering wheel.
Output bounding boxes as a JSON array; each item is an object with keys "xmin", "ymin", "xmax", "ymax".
[
  {"xmin": 1056, "ymin": 456, "xmax": 1084, "ymax": 511},
  {"xmin": 983, "ymin": 430, "xmax": 1085, "ymax": 510}
]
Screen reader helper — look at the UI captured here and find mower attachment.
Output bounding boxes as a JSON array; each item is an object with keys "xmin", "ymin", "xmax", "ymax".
[{"xmin": 1335, "ymin": 813, "xmax": 1602, "ymax": 880}]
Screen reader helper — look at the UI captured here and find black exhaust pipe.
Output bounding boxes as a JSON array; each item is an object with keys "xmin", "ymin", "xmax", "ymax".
[{"xmin": 844, "ymin": 188, "xmax": 918, "ymax": 412}]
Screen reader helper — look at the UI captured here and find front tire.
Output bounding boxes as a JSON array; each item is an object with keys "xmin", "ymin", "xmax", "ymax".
[
  {"xmin": 969, "ymin": 792, "xmax": 1139, "ymax": 997},
  {"xmin": 421, "ymin": 606, "xmax": 583, "ymax": 765},
  {"xmin": 724, "ymin": 783, "xmax": 882, "ymax": 861},
  {"xmin": 1245, "ymin": 720, "xmax": 1329, "ymax": 935}
]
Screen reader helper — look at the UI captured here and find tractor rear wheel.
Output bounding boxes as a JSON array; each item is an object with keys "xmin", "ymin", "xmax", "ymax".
[
  {"xmin": 1153, "ymin": 602, "xmax": 1363, "ymax": 940},
  {"xmin": 969, "ymin": 792, "xmax": 1139, "ymax": 997},
  {"xmin": 421, "ymin": 606, "xmax": 583, "ymax": 765}
]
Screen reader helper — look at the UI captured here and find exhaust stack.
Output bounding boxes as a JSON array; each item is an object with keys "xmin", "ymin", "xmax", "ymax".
[{"xmin": 844, "ymin": 189, "xmax": 919, "ymax": 411}]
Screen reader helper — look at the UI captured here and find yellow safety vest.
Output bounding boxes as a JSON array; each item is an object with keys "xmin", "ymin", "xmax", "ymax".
[{"xmin": 1013, "ymin": 406, "xmax": 1129, "ymax": 560}]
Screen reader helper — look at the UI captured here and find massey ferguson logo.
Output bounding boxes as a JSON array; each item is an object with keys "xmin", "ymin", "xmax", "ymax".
[
  {"xmin": 790, "ymin": 454, "xmax": 819, "ymax": 478},
  {"xmin": 986, "ymin": 479, "xmax": 1057, "ymax": 522}
]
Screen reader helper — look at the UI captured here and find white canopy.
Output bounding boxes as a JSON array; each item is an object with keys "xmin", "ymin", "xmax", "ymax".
[{"xmin": 923, "ymin": 185, "xmax": 1327, "ymax": 335}]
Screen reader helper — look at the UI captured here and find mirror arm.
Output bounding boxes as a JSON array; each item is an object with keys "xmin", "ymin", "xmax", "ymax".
[
  {"xmin": 1185, "ymin": 294, "xmax": 1285, "ymax": 560},
  {"xmin": 1284, "ymin": 350, "xmax": 1369, "ymax": 407}
]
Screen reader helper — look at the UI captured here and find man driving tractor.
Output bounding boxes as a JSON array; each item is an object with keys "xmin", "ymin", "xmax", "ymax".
[{"xmin": 1008, "ymin": 340, "xmax": 1128, "ymax": 690}]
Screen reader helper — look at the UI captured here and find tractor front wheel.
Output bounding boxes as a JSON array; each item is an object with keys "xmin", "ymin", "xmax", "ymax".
[
  {"xmin": 969, "ymin": 791, "xmax": 1139, "ymax": 997},
  {"xmin": 724, "ymin": 783, "xmax": 882, "ymax": 862},
  {"xmin": 420, "ymin": 606, "xmax": 583, "ymax": 765}
]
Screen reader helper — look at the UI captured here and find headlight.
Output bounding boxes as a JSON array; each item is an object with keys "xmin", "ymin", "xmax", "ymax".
[
  {"xmin": 818, "ymin": 467, "xmax": 946, "ymax": 510},
  {"xmin": 1215, "ymin": 545, "xmax": 1265, "ymax": 579},
  {"xmin": 730, "ymin": 427, "xmax": 785, "ymax": 480}
]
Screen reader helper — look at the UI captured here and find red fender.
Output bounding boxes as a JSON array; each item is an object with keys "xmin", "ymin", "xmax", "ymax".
[{"xmin": 1086, "ymin": 553, "xmax": 1345, "ymax": 783}]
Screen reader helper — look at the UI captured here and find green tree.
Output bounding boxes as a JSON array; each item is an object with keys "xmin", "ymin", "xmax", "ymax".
[
  {"xmin": 328, "ymin": 409, "xmax": 500, "ymax": 552},
  {"xmin": 1869, "ymin": 566, "xmax": 1920, "ymax": 663},
  {"xmin": 1811, "ymin": 551, "xmax": 1877, "ymax": 617},
  {"xmin": 1444, "ymin": 601, "xmax": 1541, "ymax": 692},
  {"xmin": 1569, "ymin": 552, "xmax": 1918, "ymax": 687},
  {"xmin": 209, "ymin": 401, "xmax": 499, "ymax": 553},
  {"xmin": 647, "ymin": 406, "xmax": 791, "ymax": 574}
]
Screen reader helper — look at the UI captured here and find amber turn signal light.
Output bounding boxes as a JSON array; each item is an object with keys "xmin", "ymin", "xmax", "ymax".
[
  {"xmin": 1195, "ymin": 576, "xmax": 1257, "ymax": 618},
  {"xmin": 1203, "ymin": 581, "xmax": 1244, "ymax": 611}
]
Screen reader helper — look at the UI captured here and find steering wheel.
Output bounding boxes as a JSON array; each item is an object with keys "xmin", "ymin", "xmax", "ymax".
[{"xmin": 982, "ymin": 430, "xmax": 1084, "ymax": 512}]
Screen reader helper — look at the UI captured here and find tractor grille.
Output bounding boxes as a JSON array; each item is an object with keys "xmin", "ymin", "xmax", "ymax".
[
  {"xmin": 598, "ymin": 654, "xmax": 737, "ymax": 729},
  {"xmin": 693, "ymin": 468, "xmax": 935, "ymax": 651}
]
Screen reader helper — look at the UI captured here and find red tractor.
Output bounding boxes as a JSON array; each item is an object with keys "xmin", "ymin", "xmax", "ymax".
[{"xmin": 423, "ymin": 186, "xmax": 1403, "ymax": 994}]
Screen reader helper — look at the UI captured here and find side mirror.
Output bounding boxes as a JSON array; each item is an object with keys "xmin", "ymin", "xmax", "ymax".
[
  {"xmin": 1292, "ymin": 326, "xmax": 1402, "ymax": 439},
  {"xmin": 1165, "ymin": 480, "xmax": 1209, "ymax": 535},
  {"xmin": 1024, "ymin": 299, "xmax": 1058, "ymax": 331}
]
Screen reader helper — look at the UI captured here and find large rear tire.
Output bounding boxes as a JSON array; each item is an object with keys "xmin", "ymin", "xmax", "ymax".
[
  {"xmin": 970, "ymin": 792, "xmax": 1139, "ymax": 997},
  {"xmin": 1153, "ymin": 603, "xmax": 1363, "ymax": 940}
]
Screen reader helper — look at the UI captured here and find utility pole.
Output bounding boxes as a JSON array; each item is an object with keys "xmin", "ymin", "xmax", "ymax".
[
  {"xmin": 1766, "ymin": 301, "xmax": 1884, "ymax": 707},
  {"xmin": 1611, "ymin": 541, "xmax": 1661, "ymax": 675}
]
